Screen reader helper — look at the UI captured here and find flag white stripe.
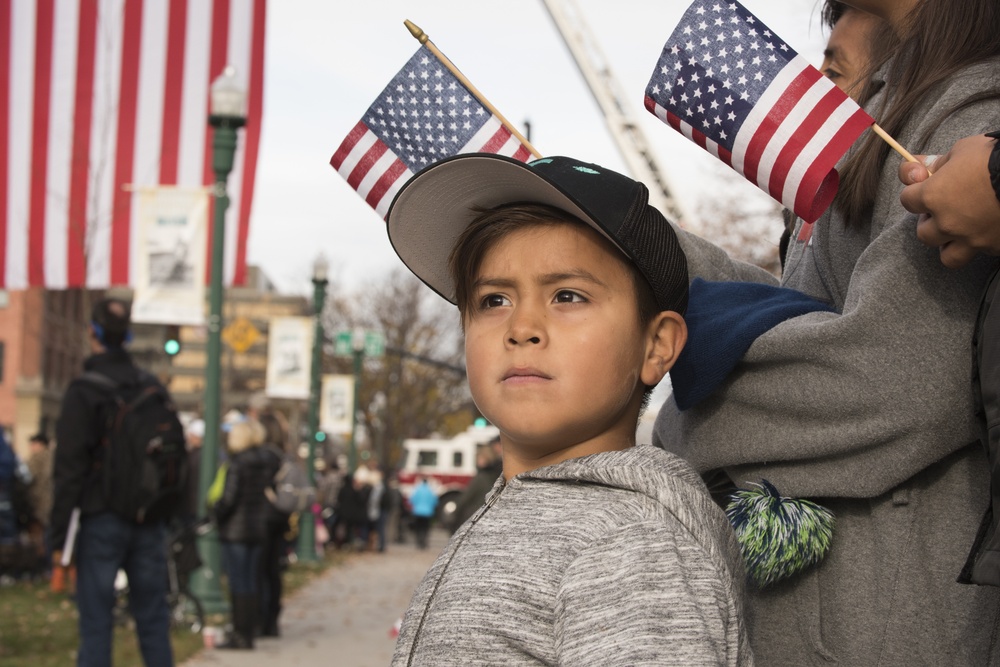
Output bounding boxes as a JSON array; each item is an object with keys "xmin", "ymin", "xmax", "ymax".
[
  {"xmin": 460, "ymin": 116, "xmax": 503, "ymax": 153},
  {"xmin": 7, "ymin": 2, "xmax": 36, "ymax": 289},
  {"xmin": 355, "ymin": 150, "xmax": 399, "ymax": 203},
  {"xmin": 754, "ymin": 74, "xmax": 831, "ymax": 193},
  {"xmin": 731, "ymin": 55, "xmax": 810, "ymax": 176},
  {"xmin": 177, "ymin": 0, "xmax": 212, "ymax": 187},
  {"xmin": 44, "ymin": 0, "xmax": 81, "ymax": 288},
  {"xmin": 373, "ymin": 168, "xmax": 413, "ymax": 220},
  {"xmin": 129, "ymin": 0, "xmax": 169, "ymax": 286},
  {"xmin": 87, "ymin": 0, "xmax": 126, "ymax": 288},
  {"xmin": 780, "ymin": 96, "xmax": 864, "ymax": 209},
  {"xmin": 335, "ymin": 130, "xmax": 379, "ymax": 181}
]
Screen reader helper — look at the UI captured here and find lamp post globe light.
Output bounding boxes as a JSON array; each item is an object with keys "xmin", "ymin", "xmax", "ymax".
[
  {"xmin": 191, "ymin": 65, "xmax": 247, "ymax": 615},
  {"xmin": 297, "ymin": 254, "xmax": 329, "ymax": 562}
]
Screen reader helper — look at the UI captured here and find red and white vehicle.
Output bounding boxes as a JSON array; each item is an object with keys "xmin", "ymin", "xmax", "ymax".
[{"xmin": 397, "ymin": 423, "xmax": 500, "ymax": 524}]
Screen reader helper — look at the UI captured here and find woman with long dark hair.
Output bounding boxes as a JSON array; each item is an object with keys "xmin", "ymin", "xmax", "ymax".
[{"xmin": 654, "ymin": 0, "xmax": 1000, "ymax": 663}]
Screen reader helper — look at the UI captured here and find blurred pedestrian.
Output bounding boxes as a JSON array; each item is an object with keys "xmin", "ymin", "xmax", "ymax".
[
  {"xmin": 212, "ymin": 419, "xmax": 274, "ymax": 650},
  {"xmin": 26, "ymin": 433, "xmax": 53, "ymax": 577},
  {"xmin": 408, "ymin": 477, "xmax": 438, "ymax": 550},
  {"xmin": 333, "ymin": 473, "xmax": 366, "ymax": 550},
  {"xmin": 257, "ymin": 410, "xmax": 290, "ymax": 638}
]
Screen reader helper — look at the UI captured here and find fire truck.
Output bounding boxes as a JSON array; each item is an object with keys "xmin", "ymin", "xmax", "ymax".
[{"xmin": 397, "ymin": 422, "xmax": 500, "ymax": 525}]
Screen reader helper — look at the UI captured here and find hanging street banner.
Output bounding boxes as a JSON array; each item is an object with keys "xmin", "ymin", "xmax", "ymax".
[
  {"xmin": 320, "ymin": 374, "xmax": 354, "ymax": 436},
  {"xmin": 265, "ymin": 316, "xmax": 313, "ymax": 399},
  {"xmin": 131, "ymin": 187, "xmax": 208, "ymax": 325}
]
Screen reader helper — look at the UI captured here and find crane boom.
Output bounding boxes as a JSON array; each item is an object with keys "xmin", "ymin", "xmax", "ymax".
[{"xmin": 540, "ymin": 0, "xmax": 693, "ymax": 227}]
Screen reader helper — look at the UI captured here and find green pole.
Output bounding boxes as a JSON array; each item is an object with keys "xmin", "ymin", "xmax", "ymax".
[
  {"xmin": 349, "ymin": 340, "xmax": 363, "ymax": 473},
  {"xmin": 296, "ymin": 272, "xmax": 327, "ymax": 562},
  {"xmin": 190, "ymin": 115, "xmax": 243, "ymax": 615}
]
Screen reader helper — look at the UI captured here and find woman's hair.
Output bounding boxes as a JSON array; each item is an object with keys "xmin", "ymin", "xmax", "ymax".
[
  {"xmin": 227, "ymin": 420, "xmax": 264, "ymax": 453},
  {"xmin": 834, "ymin": 0, "xmax": 1000, "ymax": 226},
  {"xmin": 447, "ymin": 203, "xmax": 660, "ymax": 328}
]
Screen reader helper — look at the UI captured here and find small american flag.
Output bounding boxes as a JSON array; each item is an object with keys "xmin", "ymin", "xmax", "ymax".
[
  {"xmin": 644, "ymin": 0, "xmax": 874, "ymax": 223},
  {"xmin": 331, "ymin": 45, "xmax": 533, "ymax": 220}
]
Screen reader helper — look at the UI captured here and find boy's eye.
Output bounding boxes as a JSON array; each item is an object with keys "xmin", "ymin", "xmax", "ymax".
[
  {"xmin": 479, "ymin": 294, "xmax": 511, "ymax": 309},
  {"xmin": 553, "ymin": 290, "xmax": 585, "ymax": 304}
]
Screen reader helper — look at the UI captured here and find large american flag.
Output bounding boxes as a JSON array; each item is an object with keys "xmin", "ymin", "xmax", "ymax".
[
  {"xmin": 1, "ymin": 0, "xmax": 266, "ymax": 290},
  {"xmin": 644, "ymin": 0, "xmax": 873, "ymax": 223},
  {"xmin": 331, "ymin": 45, "xmax": 533, "ymax": 220}
]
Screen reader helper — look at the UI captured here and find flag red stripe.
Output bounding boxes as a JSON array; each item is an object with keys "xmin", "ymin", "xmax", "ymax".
[
  {"xmin": 110, "ymin": 1, "xmax": 144, "ymax": 285},
  {"xmin": 511, "ymin": 145, "xmax": 531, "ymax": 162},
  {"xmin": 366, "ymin": 158, "xmax": 407, "ymax": 211},
  {"xmin": 347, "ymin": 139, "xmax": 388, "ymax": 189},
  {"xmin": 67, "ymin": 2, "xmax": 99, "ymax": 287},
  {"xmin": 330, "ymin": 121, "xmax": 368, "ymax": 170},
  {"xmin": 767, "ymin": 85, "xmax": 843, "ymax": 202},
  {"xmin": 159, "ymin": 0, "xmax": 188, "ymax": 185},
  {"xmin": 479, "ymin": 125, "xmax": 513, "ymax": 154},
  {"xmin": 233, "ymin": 0, "xmax": 266, "ymax": 286},
  {"xmin": 0, "ymin": 1, "xmax": 11, "ymax": 285},
  {"xmin": 796, "ymin": 108, "xmax": 874, "ymax": 222},
  {"xmin": 28, "ymin": 0, "xmax": 56, "ymax": 286},
  {"xmin": 742, "ymin": 67, "xmax": 820, "ymax": 187},
  {"xmin": 204, "ymin": 0, "xmax": 230, "ymax": 285}
]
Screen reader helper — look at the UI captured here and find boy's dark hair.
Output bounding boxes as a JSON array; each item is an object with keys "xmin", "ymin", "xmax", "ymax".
[
  {"xmin": 29, "ymin": 433, "xmax": 49, "ymax": 447},
  {"xmin": 449, "ymin": 203, "xmax": 661, "ymax": 329},
  {"xmin": 91, "ymin": 298, "xmax": 131, "ymax": 348}
]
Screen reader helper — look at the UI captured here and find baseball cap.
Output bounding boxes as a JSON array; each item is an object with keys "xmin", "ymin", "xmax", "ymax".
[{"xmin": 385, "ymin": 154, "xmax": 688, "ymax": 314}]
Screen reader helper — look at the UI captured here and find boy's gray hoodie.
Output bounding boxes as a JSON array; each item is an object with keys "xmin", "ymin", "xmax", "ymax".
[{"xmin": 391, "ymin": 445, "xmax": 752, "ymax": 666}]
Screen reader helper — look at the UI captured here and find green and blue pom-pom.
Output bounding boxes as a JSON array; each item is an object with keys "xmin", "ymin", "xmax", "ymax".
[{"xmin": 726, "ymin": 480, "xmax": 835, "ymax": 589}]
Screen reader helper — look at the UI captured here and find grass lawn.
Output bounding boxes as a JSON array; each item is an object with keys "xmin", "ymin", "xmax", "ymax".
[{"xmin": 0, "ymin": 550, "xmax": 342, "ymax": 667}]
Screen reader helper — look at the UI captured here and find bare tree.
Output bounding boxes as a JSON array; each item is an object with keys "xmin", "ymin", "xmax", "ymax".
[
  {"xmin": 325, "ymin": 269, "xmax": 473, "ymax": 469},
  {"xmin": 690, "ymin": 164, "xmax": 786, "ymax": 276}
]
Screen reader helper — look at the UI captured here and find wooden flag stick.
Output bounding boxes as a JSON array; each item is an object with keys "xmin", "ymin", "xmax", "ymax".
[
  {"xmin": 872, "ymin": 123, "xmax": 921, "ymax": 164},
  {"xmin": 404, "ymin": 20, "xmax": 543, "ymax": 159}
]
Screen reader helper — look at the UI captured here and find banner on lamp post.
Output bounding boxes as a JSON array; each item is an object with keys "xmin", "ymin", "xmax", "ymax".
[
  {"xmin": 131, "ymin": 187, "xmax": 209, "ymax": 325},
  {"xmin": 265, "ymin": 317, "xmax": 314, "ymax": 399},
  {"xmin": 320, "ymin": 374, "xmax": 354, "ymax": 435}
]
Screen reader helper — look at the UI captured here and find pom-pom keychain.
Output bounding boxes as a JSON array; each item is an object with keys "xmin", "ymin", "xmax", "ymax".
[{"xmin": 726, "ymin": 480, "xmax": 835, "ymax": 588}]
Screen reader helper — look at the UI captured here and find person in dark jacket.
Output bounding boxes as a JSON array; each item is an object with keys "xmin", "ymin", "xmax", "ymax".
[
  {"xmin": 255, "ymin": 411, "xmax": 289, "ymax": 637},
  {"xmin": 52, "ymin": 298, "xmax": 175, "ymax": 667},
  {"xmin": 333, "ymin": 473, "xmax": 366, "ymax": 550},
  {"xmin": 900, "ymin": 131, "xmax": 1000, "ymax": 585},
  {"xmin": 212, "ymin": 418, "xmax": 273, "ymax": 650}
]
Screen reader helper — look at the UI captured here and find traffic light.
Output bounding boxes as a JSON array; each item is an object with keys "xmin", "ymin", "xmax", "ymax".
[
  {"xmin": 473, "ymin": 417, "xmax": 488, "ymax": 427},
  {"xmin": 163, "ymin": 325, "xmax": 181, "ymax": 356},
  {"xmin": 315, "ymin": 431, "xmax": 327, "ymax": 443}
]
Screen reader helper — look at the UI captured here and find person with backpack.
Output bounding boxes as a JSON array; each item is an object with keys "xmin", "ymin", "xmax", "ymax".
[{"xmin": 52, "ymin": 298, "xmax": 184, "ymax": 667}]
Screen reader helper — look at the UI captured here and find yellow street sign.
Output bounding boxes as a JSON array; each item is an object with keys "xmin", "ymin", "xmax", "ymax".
[{"xmin": 222, "ymin": 316, "xmax": 261, "ymax": 354}]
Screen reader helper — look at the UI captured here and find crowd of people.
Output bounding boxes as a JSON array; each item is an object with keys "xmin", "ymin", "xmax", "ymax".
[{"xmin": 8, "ymin": 0, "xmax": 1000, "ymax": 664}]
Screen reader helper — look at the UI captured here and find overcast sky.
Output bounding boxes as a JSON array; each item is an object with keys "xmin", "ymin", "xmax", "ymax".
[{"xmin": 247, "ymin": 0, "xmax": 829, "ymax": 295}]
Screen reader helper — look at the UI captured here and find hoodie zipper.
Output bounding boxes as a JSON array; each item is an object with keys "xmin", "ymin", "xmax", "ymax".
[{"xmin": 405, "ymin": 480, "xmax": 506, "ymax": 666}]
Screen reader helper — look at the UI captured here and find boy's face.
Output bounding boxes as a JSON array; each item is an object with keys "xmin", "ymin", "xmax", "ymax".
[{"xmin": 463, "ymin": 221, "xmax": 678, "ymax": 476}]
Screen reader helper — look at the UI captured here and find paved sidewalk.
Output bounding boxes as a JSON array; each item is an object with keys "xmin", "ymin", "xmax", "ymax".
[{"xmin": 182, "ymin": 529, "xmax": 447, "ymax": 667}]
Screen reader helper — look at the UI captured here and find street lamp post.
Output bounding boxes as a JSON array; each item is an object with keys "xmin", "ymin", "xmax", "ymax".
[
  {"xmin": 296, "ymin": 255, "xmax": 328, "ymax": 562},
  {"xmin": 191, "ymin": 66, "xmax": 246, "ymax": 615},
  {"xmin": 348, "ymin": 329, "xmax": 365, "ymax": 472}
]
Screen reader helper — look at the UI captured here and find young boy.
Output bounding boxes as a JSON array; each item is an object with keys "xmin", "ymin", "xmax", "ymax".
[
  {"xmin": 900, "ymin": 132, "xmax": 1000, "ymax": 586},
  {"xmin": 385, "ymin": 154, "xmax": 751, "ymax": 666}
]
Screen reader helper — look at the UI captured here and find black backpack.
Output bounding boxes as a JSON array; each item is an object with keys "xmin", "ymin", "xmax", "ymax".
[{"xmin": 82, "ymin": 371, "xmax": 188, "ymax": 524}]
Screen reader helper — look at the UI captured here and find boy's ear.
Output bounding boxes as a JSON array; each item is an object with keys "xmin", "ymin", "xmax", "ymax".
[{"xmin": 640, "ymin": 311, "xmax": 687, "ymax": 387}]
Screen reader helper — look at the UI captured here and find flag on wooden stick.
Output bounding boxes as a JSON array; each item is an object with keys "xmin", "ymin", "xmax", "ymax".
[
  {"xmin": 331, "ymin": 25, "xmax": 538, "ymax": 220},
  {"xmin": 644, "ymin": 0, "xmax": 874, "ymax": 223}
]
